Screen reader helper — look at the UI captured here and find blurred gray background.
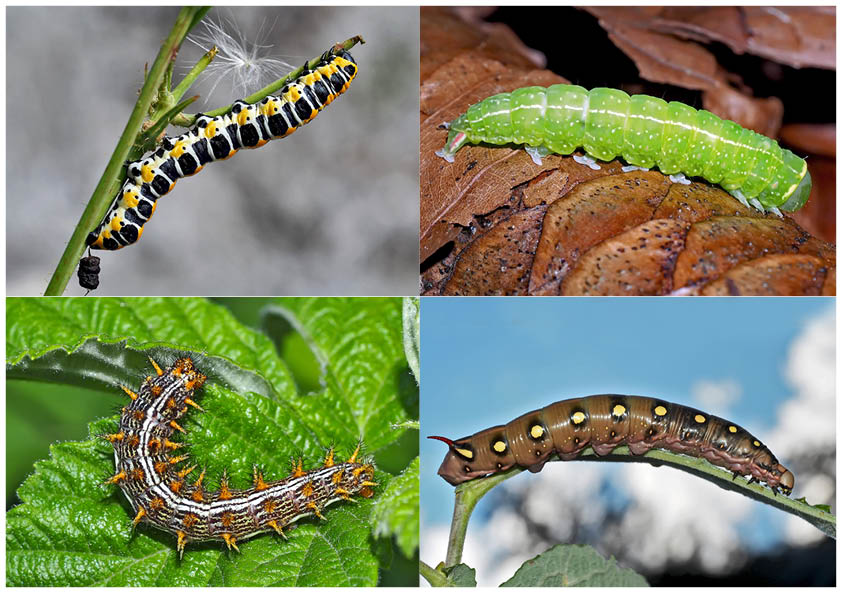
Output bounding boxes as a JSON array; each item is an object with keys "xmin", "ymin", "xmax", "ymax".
[{"xmin": 8, "ymin": 7, "xmax": 419, "ymax": 296}]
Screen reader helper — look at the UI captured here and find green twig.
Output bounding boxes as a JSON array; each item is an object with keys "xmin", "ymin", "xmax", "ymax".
[
  {"xmin": 430, "ymin": 445, "xmax": 835, "ymax": 575},
  {"xmin": 45, "ymin": 6, "xmax": 210, "ymax": 296},
  {"xmin": 171, "ymin": 46, "xmax": 218, "ymax": 105},
  {"xmin": 419, "ymin": 560, "xmax": 448, "ymax": 587},
  {"xmin": 171, "ymin": 34, "xmax": 365, "ymax": 126}
]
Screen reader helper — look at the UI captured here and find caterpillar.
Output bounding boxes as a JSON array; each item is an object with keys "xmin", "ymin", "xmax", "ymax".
[
  {"xmin": 76, "ymin": 255, "xmax": 101, "ymax": 292},
  {"xmin": 429, "ymin": 394, "xmax": 793, "ymax": 495},
  {"xmin": 85, "ymin": 47, "xmax": 357, "ymax": 252},
  {"xmin": 102, "ymin": 356, "xmax": 376, "ymax": 557},
  {"xmin": 436, "ymin": 85, "xmax": 811, "ymax": 213}
]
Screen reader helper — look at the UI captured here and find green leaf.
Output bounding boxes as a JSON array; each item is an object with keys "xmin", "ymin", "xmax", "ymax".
[
  {"xmin": 402, "ymin": 297, "xmax": 420, "ymax": 385},
  {"xmin": 446, "ymin": 563, "xmax": 478, "ymax": 586},
  {"xmin": 500, "ymin": 544, "xmax": 649, "ymax": 587},
  {"xmin": 261, "ymin": 297, "xmax": 418, "ymax": 452},
  {"xmin": 371, "ymin": 457, "xmax": 419, "ymax": 558},
  {"xmin": 6, "ymin": 297, "xmax": 416, "ymax": 587}
]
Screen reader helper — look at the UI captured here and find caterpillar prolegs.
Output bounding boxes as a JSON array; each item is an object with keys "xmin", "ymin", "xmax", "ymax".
[
  {"xmin": 429, "ymin": 394, "xmax": 794, "ymax": 495},
  {"xmin": 437, "ymin": 84, "xmax": 811, "ymax": 213},
  {"xmin": 85, "ymin": 47, "xmax": 357, "ymax": 251},
  {"xmin": 103, "ymin": 356, "xmax": 376, "ymax": 557}
]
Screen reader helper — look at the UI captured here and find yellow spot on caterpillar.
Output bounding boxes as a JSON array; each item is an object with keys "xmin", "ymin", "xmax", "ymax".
[
  {"xmin": 220, "ymin": 511, "xmax": 235, "ymax": 528},
  {"xmin": 170, "ymin": 140, "xmax": 186, "ymax": 158},
  {"xmin": 284, "ymin": 86, "xmax": 302, "ymax": 102},
  {"xmin": 301, "ymin": 481, "xmax": 315, "ymax": 498},
  {"xmin": 237, "ymin": 109, "xmax": 249, "ymax": 127},
  {"xmin": 613, "ymin": 404, "xmax": 626, "ymax": 417},
  {"xmin": 695, "ymin": 414, "xmax": 706, "ymax": 423},
  {"xmin": 571, "ymin": 411, "xmax": 586, "ymax": 424},
  {"xmin": 124, "ymin": 190, "xmax": 139, "ymax": 208},
  {"xmin": 140, "ymin": 163, "xmax": 154, "ymax": 183},
  {"xmin": 455, "ymin": 447, "xmax": 474, "ymax": 459},
  {"xmin": 530, "ymin": 425, "xmax": 544, "ymax": 439},
  {"xmin": 654, "ymin": 405, "xmax": 667, "ymax": 416},
  {"xmin": 728, "ymin": 426, "xmax": 738, "ymax": 433},
  {"xmin": 205, "ymin": 120, "xmax": 217, "ymax": 138},
  {"xmin": 753, "ymin": 440, "xmax": 761, "ymax": 447},
  {"xmin": 493, "ymin": 440, "xmax": 506, "ymax": 453},
  {"xmin": 263, "ymin": 498, "xmax": 278, "ymax": 514}
]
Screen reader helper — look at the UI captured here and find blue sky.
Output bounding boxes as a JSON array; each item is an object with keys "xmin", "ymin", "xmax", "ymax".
[{"xmin": 420, "ymin": 297, "xmax": 833, "ymax": 526}]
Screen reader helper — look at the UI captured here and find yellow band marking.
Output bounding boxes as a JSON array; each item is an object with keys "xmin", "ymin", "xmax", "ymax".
[
  {"xmin": 530, "ymin": 425, "xmax": 544, "ymax": 439},
  {"xmin": 571, "ymin": 411, "xmax": 586, "ymax": 424},
  {"xmin": 492, "ymin": 440, "xmax": 506, "ymax": 453},
  {"xmin": 455, "ymin": 447, "xmax": 474, "ymax": 459},
  {"xmin": 694, "ymin": 414, "xmax": 706, "ymax": 423},
  {"xmin": 654, "ymin": 405, "xmax": 667, "ymax": 416}
]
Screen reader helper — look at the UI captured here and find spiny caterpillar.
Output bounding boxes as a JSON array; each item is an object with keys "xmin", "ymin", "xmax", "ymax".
[
  {"xmin": 102, "ymin": 356, "xmax": 376, "ymax": 557},
  {"xmin": 86, "ymin": 47, "xmax": 357, "ymax": 251},
  {"xmin": 429, "ymin": 394, "xmax": 793, "ymax": 495},
  {"xmin": 437, "ymin": 84, "xmax": 811, "ymax": 214}
]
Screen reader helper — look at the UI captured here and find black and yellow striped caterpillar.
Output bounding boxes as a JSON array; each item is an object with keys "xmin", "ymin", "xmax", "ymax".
[
  {"xmin": 429, "ymin": 394, "xmax": 794, "ymax": 495},
  {"xmin": 85, "ymin": 47, "xmax": 357, "ymax": 251}
]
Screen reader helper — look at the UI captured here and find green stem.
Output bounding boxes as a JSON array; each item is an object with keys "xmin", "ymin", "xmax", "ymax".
[
  {"xmin": 419, "ymin": 560, "xmax": 448, "ymax": 587},
  {"xmin": 438, "ymin": 445, "xmax": 835, "ymax": 572},
  {"xmin": 171, "ymin": 46, "xmax": 218, "ymax": 105},
  {"xmin": 171, "ymin": 34, "xmax": 365, "ymax": 126},
  {"xmin": 443, "ymin": 468, "xmax": 517, "ymax": 568},
  {"xmin": 45, "ymin": 6, "xmax": 209, "ymax": 296}
]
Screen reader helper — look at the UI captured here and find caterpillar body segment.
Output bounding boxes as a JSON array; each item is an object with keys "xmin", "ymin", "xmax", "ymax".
[
  {"xmin": 430, "ymin": 394, "xmax": 794, "ymax": 496},
  {"xmin": 437, "ymin": 84, "xmax": 811, "ymax": 212},
  {"xmin": 86, "ymin": 48, "xmax": 357, "ymax": 251}
]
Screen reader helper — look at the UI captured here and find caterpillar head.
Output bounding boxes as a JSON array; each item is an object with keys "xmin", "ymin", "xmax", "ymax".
[
  {"xmin": 429, "ymin": 435, "xmax": 502, "ymax": 485},
  {"xmin": 435, "ymin": 115, "xmax": 470, "ymax": 163}
]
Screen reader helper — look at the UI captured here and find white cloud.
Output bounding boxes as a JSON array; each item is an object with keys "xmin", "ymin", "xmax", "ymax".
[{"xmin": 691, "ymin": 378, "xmax": 742, "ymax": 415}]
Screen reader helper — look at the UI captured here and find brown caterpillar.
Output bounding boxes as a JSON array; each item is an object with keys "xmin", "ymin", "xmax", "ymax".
[
  {"xmin": 429, "ymin": 394, "xmax": 793, "ymax": 495},
  {"xmin": 102, "ymin": 356, "xmax": 376, "ymax": 557}
]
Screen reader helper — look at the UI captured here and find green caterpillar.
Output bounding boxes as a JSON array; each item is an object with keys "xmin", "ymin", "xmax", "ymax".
[{"xmin": 437, "ymin": 85, "xmax": 811, "ymax": 213}]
